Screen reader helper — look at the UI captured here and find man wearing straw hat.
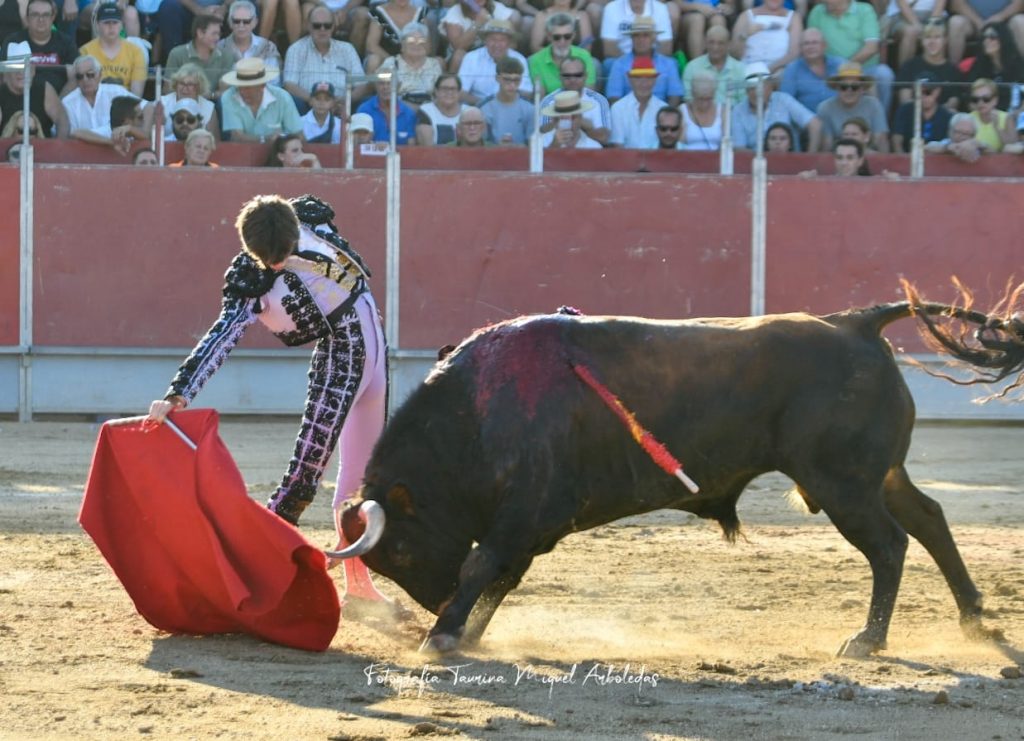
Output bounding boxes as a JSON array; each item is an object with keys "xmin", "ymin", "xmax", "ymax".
[
  {"xmin": 816, "ymin": 60, "xmax": 888, "ymax": 151},
  {"xmin": 541, "ymin": 89, "xmax": 601, "ymax": 148},
  {"xmin": 538, "ymin": 55, "xmax": 611, "ymax": 145},
  {"xmin": 606, "ymin": 16, "xmax": 684, "ymax": 106},
  {"xmin": 220, "ymin": 57, "xmax": 302, "ymax": 142},
  {"xmin": 458, "ymin": 19, "xmax": 531, "ymax": 105}
]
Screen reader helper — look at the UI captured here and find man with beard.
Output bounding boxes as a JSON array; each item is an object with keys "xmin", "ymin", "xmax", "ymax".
[
  {"xmin": 169, "ymin": 97, "xmax": 203, "ymax": 140},
  {"xmin": 654, "ymin": 105, "xmax": 684, "ymax": 149},
  {"xmin": 527, "ymin": 13, "xmax": 596, "ymax": 97}
]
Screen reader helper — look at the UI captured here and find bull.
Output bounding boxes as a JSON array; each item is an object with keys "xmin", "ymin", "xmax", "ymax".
[{"xmin": 333, "ymin": 285, "xmax": 1024, "ymax": 657}]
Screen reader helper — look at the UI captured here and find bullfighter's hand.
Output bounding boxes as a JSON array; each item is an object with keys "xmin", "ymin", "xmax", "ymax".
[
  {"xmin": 326, "ymin": 539, "xmax": 345, "ymax": 570},
  {"xmin": 145, "ymin": 396, "xmax": 185, "ymax": 426},
  {"xmin": 326, "ymin": 508, "xmax": 347, "ymax": 569}
]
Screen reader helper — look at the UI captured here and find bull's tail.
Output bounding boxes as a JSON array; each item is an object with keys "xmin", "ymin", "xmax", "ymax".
[{"xmin": 827, "ymin": 279, "xmax": 1024, "ymax": 398}]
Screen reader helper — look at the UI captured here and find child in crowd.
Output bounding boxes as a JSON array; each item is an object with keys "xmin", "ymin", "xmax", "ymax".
[{"xmin": 301, "ymin": 80, "xmax": 342, "ymax": 144}]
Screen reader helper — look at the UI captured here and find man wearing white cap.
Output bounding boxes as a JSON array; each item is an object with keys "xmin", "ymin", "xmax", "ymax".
[
  {"xmin": 458, "ymin": 19, "xmax": 532, "ymax": 105},
  {"xmin": 731, "ymin": 60, "xmax": 821, "ymax": 151},
  {"xmin": 349, "ymin": 112, "xmax": 375, "ymax": 144},
  {"xmin": 221, "ymin": 57, "xmax": 302, "ymax": 142},
  {"xmin": 541, "ymin": 90, "xmax": 601, "ymax": 148},
  {"xmin": 169, "ymin": 97, "xmax": 204, "ymax": 140}
]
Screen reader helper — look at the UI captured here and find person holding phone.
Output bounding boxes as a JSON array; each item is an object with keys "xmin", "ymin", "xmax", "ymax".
[{"xmin": 541, "ymin": 89, "xmax": 602, "ymax": 147}]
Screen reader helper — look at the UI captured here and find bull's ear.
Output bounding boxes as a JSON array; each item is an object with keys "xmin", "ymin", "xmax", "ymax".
[{"xmin": 387, "ymin": 484, "xmax": 416, "ymax": 517}]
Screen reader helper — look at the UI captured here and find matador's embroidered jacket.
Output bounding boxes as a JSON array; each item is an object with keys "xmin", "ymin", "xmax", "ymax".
[{"xmin": 165, "ymin": 222, "xmax": 369, "ymax": 404}]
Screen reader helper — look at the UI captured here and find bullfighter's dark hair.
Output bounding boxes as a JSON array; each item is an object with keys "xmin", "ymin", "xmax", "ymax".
[{"xmin": 235, "ymin": 195, "xmax": 300, "ymax": 268}]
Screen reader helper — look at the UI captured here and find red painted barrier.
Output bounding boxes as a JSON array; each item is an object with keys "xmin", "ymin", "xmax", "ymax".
[
  {"xmin": 3, "ymin": 162, "xmax": 1019, "ymax": 356},
  {"xmin": 0, "ymin": 166, "xmax": 18, "ymax": 345},
  {"xmin": 7, "ymin": 137, "xmax": 1024, "ymax": 177}
]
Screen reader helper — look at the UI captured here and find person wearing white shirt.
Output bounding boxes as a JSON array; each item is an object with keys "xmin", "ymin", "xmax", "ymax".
[
  {"xmin": 609, "ymin": 57, "xmax": 666, "ymax": 148},
  {"xmin": 600, "ymin": 0, "xmax": 674, "ymax": 58},
  {"xmin": 62, "ymin": 55, "xmax": 136, "ymax": 133},
  {"xmin": 458, "ymin": 19, "xmax": 533, "ymax": 105},
  {"xmin": 282, "ymin": 5, "xmax": 367, "ymax": 113},
  {"xmin": 219, "ymin": 0, "xmax": 283, "ymax": 86},
  {"xmin": 538, "ymin": 55, "xmax": 612, "ymax": 145},
  {"xmin": 540, "ymin": 90, "xmax": 603, "ymax": 148}
]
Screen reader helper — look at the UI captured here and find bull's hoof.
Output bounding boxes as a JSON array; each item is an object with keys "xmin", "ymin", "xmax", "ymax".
[
  {"xmin": 343, "ymin": 595, "xmax": 414, "ymax": 624},
  {"xmin": 961, "ymin": 616, "xmax": 1005, "ymax": 643},
  {"xmin": 836, "ymin": 631, "xmax": 886, "ymax": 658},
  {"xmin": 419, "ymin": 633, "xmax": 461, "ymax": 656}
]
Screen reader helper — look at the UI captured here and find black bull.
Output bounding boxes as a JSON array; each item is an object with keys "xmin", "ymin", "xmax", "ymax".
[{"xmin": 340, "ymin": 294, "xmax": 1024, "ymax": 656}]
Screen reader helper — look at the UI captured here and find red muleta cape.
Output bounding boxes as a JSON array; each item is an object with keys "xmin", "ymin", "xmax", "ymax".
[{"xmin": 79, "ymin": 409, "xmax": 340, "ymax": 652}]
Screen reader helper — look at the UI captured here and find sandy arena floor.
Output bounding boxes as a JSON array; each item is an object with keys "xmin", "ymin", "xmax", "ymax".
[{"xmin": 1, "ymin": 417, "xmax": 1023, "ymax": 740}]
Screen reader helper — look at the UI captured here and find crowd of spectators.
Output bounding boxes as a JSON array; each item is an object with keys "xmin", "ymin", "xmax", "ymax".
[{"xmin": 0, "ymin": 0, "xmax": 1023, "ymax": 166}]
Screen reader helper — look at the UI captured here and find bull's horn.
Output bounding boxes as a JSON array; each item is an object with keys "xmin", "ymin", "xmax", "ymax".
[{"xmin": 324, "ymin": 501, "xmax": 385, "ymax": 560}]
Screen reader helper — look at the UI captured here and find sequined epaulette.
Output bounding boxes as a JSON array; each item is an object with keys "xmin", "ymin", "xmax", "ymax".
[
  {"xmin": 291, "ymin": 194, "xmax": 336, "ymax": 227},
  {"xmin": 291, "ymin": 251, "xmax": 364, "ymax": 294},
  {"xmin": 290, "ymin": 194, "xmax": 373, "ymax": 279},
  {"xmin": 223, "ymin": 251, "xmax": 278, "ymax": 299}
]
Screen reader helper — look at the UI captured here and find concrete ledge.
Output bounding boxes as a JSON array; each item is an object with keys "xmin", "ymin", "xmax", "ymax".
[{"xmin": 1, "ymin": 348, "xmax": 1020, "ymax": 421}]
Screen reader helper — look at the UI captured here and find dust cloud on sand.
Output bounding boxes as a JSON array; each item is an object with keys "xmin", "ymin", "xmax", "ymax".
[{"xmin": 1, "ymin": 419, "xmax": 1023, "ymax": 740}]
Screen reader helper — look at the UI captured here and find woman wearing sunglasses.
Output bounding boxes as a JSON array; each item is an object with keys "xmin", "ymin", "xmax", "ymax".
[
  {"xmin": 0, "ymin": 110, "xmax": 42, "ymax": 139},
  {"xmin": 965, "ymin": 23, "xmax": 1024, "ymax": 111},
  {"xmin": 967, "ymin": 76, "xmax": 1018, "ymax": 151},
  {"xmin": 365, "ymin": 0, "xmax": 428, "ymax": 72}
]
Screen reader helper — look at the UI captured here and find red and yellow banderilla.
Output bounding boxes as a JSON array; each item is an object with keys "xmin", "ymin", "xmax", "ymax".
[{"xmin": 572, "ymin": 363, "xmax": 699, "ymax": 494}]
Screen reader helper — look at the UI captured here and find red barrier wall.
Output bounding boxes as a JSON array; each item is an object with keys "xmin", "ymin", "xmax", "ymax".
[
  {"xmin": 3, "ymin": 162, "xmax": 1020, "ymax": 354},
  {"xmin": 0, "ymin": 167, "xmax": 19, "ymax": 345},
  {"xmin": 8, "ymin": 137, "xmax": 1024, "ymax": 177}
]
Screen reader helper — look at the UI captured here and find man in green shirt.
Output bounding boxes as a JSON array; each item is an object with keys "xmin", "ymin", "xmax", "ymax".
[
  {"xmin": 165, "ymin": 14, "xmax": 235, "ymax": 96},
  {"xmin": 527, "ymin": 12, "xmax": 597, "ymax": 97},
  {"xmin": 682, "ymin": 26, "xmax": 746, "ymax": 104}
]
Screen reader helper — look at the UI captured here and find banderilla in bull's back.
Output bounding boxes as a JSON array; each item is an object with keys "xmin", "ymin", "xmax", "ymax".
[{"xmin": 334, "ymin": 280, "xmax": 1024, "ymax": 658}]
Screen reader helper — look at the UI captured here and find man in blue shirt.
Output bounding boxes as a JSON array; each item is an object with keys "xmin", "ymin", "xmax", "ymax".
[
  {"xmin": 733, "ymin": 61, "xmax": 822, "ymax": 150},
  {"xmin": 605, "ymin": 16, "xmax": 684, "ymax": 106},
  {"xmin": 780, "ymin": 28, "xmax": 843, "ymax": 113},
  {"xmin": 356, "ymin": 74, "xmax": 418, "ymax": 145}
]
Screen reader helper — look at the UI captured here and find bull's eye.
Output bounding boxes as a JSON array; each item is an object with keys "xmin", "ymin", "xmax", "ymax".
[{"xmin": 389, "ymin": 540, "xmax": 414, "ymax": 568}]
